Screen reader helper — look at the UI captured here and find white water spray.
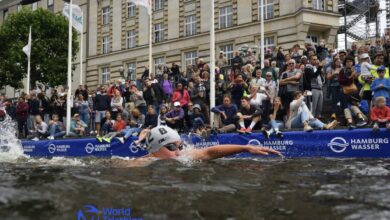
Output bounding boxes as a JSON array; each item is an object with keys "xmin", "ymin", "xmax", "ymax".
[{"xmin": 0, "ymin": 112, "xmax": 26, "ymax": 162}]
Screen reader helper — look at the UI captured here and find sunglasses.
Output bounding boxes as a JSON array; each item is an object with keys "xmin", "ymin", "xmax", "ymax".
[{"xmin": 288, "ymin": 63, "xmax": 294, "ymax": 65}]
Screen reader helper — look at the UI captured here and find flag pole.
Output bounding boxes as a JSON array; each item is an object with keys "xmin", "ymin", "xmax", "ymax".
[
  {"xmin": 260, "ymin": 0, "xmax": 265, "ymax": 69},
  {"xmin": 149, "ymin": 5, "xmax": 152, "ymax": 78},
  {"xmin": 209, "ymin": 0, "xmax": 215, "ymax": 127},
  {"xmin": 79, "ymin": 12, "xmax": 83, "ymax": 85},
  {"xmin": 26, "ymin": 26, "xmax": 32, "ymax": 95},
  {"xmin": 66, "ymin": 0, "xmax": 73, "ymax": 136}
]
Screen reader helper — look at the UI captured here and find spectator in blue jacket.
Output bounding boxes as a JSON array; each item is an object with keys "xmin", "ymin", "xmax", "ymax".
[
  {"xmin": 371, "ymin": 66, "xmax": 390, "ymax": 105},
  {"xmin": 211, "ymin": 96, "xmax": 238, "ymax": 133}
]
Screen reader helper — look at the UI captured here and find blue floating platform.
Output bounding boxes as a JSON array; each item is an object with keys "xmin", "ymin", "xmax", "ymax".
[{"xmin": 21, "ymin": 128, "xmax": 390, "ymax": 158}]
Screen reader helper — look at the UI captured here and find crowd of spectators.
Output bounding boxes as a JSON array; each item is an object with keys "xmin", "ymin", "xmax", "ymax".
[{"xmin": 1, "ymin": 38, "xmax": 390, "ymax": 142}]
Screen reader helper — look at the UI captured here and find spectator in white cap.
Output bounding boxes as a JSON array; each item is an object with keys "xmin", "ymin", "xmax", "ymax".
[
  {"xmin": 165, "ymin": 101, "xmax": 185, "ymax": 131},
  {"xmin": 359, "ymin": 53, "xmax": 376, "ymax": 79}
]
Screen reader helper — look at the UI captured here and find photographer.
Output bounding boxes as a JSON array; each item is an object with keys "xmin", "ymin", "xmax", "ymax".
[{"xmin": 228, "ymin": 74, "xmax": 248, "ymax": 109}]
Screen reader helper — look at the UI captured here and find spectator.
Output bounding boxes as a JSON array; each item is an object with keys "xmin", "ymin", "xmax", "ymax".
[
  {"xmin": 279, "ymin": 59, "xmax": 302, "ymax": 110},
  {"xmin": 326, "ymin": 57, "xmax": 344, "ymax": 119},
  {"xmin": 165, "ymin": 101, "xmax": 185, "ymax": 131},
  {"xmin": 189, "ymin": 104, "xmax": 206, "ymax": 131},
  {"xmin": 250, "ymin": 68, "xmax": 265, "ymax": 88},
  {"xmin": 237, "ymin": 97, "xmax": 262, "ymax": 133},
  {"xmin": 110, "ymin": 89, "xmax": 124, "ymax": 120},
  {"xmin": 100, "ymin": 111, "xmax": 115, "ymax": 135},
  {"xmin": 47, "ymin": 113, "xmax": 66, "ymax": 140},
  {"xmin": 303, "ymin": 55, "xmax": 324, "ymax": 116},
  {"xmin": 15, "ymin": 97, "xmax": 29, "ymax": 138},
  {"xmin": 216, "ymin": 51, "xmax": 228, "ymax": 69},
  {"xmin": 343, "ymin": 94, "xmax": 368, "ymax": 129},
  {"xmin": 262, "ymin": 59, "xmax": 277, "ymax": 82},
  {"xmin": 158, "ymin": 104, "xmax": 168, "ymax": 126},
  {"xmin": 211, "ymin": 96, "xmax": 237, "ymax": 133},
  {"xmin": 27, "ymin": 115, "xmax": 48, "ymax": 141},
  {"xmin": 263, "ymin": 97, "xmax": 285, "ymax": 139},
  {"xmin": 370, "ymin": 66, "xmax": 390, "ymax": 105},
  {"xmin": 37, "ymin": 92, "xmax": 49, "ymax": 124},
  {"xmin": 93, "ymin": 86, "xmax": 111, "ymax": 136},
  {"xmin": 127, "ymin": 108, "xmax": 145, "ymax": 134},
  {"xmin": 286, "ymin": 91, "xmax": 337, "ymax": 132},
  {"xmin": 75, "ymin": 84, "xmax": 89, "ymax": 101},
  {"xmin": 161, "ymin": 73, "xmax": 173, "ymax": 103},
  {"xmin": 371, "ymin": 96, "xmax": 390, "ymax": 132},
  {"xmin": 232, "ymin": 51, "xmax": 243, "ymax": 71},
  {"xmin": 99, "ymin": 113, "xmax": 127, "ymax": 143},
  {"xmin": 70, "ymin": 113, "xmax": 88, "ymax": 136},
  {"xmin": 228, "ymin": 74, "xmax": 248, "ymax": 109},
  {"xmin": 143, "ymin": 105, "xmax": 158, "ymax": 129},
  {"xmin": 129, "ymin": 85, "xmax": 147, "ymax": 115},
  {"xmin": 191, "ymin": 75, "xmax": 209, "ymax": 123},
  {"xmin": 143, "ymin": 79, "xmax": 165, "ymax": 110},
  {"xmin": 74, "ymin": 94, "xmax": 90, "ymax": 128},
  {"xmin": 27, "ymin": 93, "xmax": 40, "ymax": 130},
  {"xmin": 248, "ymin": 85, "xmax": 268, "ymax": 109}
]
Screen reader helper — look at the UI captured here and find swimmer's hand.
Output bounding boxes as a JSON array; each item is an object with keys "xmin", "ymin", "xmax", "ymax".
[{"xmin": 245, "ymin": 145, "xmax": 282, "ymax": 156}]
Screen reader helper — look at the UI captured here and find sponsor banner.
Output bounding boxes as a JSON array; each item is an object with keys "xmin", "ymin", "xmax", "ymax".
[{"xmin": 21, "ymin": 129, "xmax": 390, "ymax": 158}]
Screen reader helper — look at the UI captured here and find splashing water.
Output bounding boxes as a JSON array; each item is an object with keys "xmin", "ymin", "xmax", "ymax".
[{"xmin": 0, "ymin": 113, "xmax": 27, "ymax": 162}]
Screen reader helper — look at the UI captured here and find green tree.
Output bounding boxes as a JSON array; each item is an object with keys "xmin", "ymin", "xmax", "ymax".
[{"xmin": 0, "ymin": 8, "xmax": 79, "ymax": 90}]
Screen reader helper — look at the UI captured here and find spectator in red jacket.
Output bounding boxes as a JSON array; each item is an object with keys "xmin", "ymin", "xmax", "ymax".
[
  {"xmin": 15, "ymin": 97, "xmax": 29, "ymax": 138},
  {"xmin": 370, "ymin": 96, "xmax": 390, "ymax": 132},
  {"xmin": 172, "ymin": 83, "xmax": 190, "ymax": 108}
]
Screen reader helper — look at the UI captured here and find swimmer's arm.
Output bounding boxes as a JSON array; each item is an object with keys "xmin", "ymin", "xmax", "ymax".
[{"xmin": 187, "ymin": 145, "xmax": 281, "ymax": 161}]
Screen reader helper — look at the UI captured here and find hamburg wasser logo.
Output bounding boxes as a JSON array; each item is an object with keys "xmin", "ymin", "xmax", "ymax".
[
  {"xmin": 77, "ymin": 204, "xmax": 142, "ymax": 220},
  {"xmin": 247, "ymin": 139, "xmax": 291, "ymax": 151},
  {"xmin": 328, "ymin": 137, "xmax": 349, "ymax": 153},
  {"xmin": 85, "ymin": 143, "xmax": 111, "ymax": 154},
  {"xmin": 48, "ymin": 144, "xmax": 70, "ymax": 154}
]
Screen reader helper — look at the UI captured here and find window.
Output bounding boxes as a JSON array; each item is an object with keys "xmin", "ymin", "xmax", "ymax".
[
  {"xmin": 154, "ymin": 23, "xmax": 164, "ymax": 43},
  {"xmin": 219, "ymin": 6, "xmax": 233, "ymax": 29},
  {"xmin": 264, "ymin": 36, "xmax": 275, "ymax": 51},
  {"xmin": 154, "ymin": 57, "xmax": 165, "ymax": 74},
  {"xmin": 127, "ymin": 2, "xmax": 136, "ymax": 18},
  {"xmin": 154, "ymin": 0, "xmax": 164, "ymax": 10},
  {"xmin": 102, "ymin": 6, "xmax": 110, "ymax": 25},
  {"xmin": 312, "ymin": 0, "xmax": 324, "ymax": 11},
  {"xmin": 185, "ymin": 15, "xmax": 196, "ymax": 36},
  {"xmin": 3, "ymin": 9, "xmax": 8, "ymax": 21},
  {"xmin": 102, "ymin": 36, "xmax": 110, "ymax": 54},
  {"xmin": 32, "ymin": 3, "xmax": 38, "ymax": 11},
  {"xmin": 127, "ymin": 63, "xmax": 137, "ymax": 81},
  {"xmin": 184, "ymin": 51, "xmax": 198, "ymax": 67},
  {"xmin": 220, "ymin": 44, "xmax": 234, "ymax": 65},
  {"xmin": 306, "ymin": 35, "xmax": 319, "ymax": 45},
  {"xmin": 101, "ymin": 67, "xmax": 111, "ymax": 85},
  {"xmin": 259, "ymin": 0, "xmax": 274, "ymax": 20},
  {"xmin": 47, "ymin": 0, "xmax": 54, "ymax": 11},
  {"xmin": 127, "ymin": 30, "xmax": 136, "ymax": 49}
]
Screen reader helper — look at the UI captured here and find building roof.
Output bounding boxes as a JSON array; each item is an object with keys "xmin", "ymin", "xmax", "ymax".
[{"xmin": 0, "ymin": 0, "xmax": 20, "ymax": 10}]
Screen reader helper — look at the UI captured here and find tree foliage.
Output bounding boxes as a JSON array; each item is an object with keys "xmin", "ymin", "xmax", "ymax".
[{"xmin": 0, "ymin": 8, "xmax": 79, "ymax": 90}]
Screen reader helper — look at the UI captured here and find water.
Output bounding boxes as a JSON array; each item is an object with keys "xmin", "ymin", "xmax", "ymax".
[{"xmin": 0, "ymin": 157, "xmax": 389, "ymax": 220}]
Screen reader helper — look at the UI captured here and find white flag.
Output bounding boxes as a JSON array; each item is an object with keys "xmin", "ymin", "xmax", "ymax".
[
  {"xmin": 23, "ymin": 26, "xmax": 32, "ymax": 58},
  {"xmin": 128, "ymin": 0, "xmax": 152, "ymax": 15},
  {"xmin": 62, "ymin": 3, "xmax": 83, "ymax": 33}
]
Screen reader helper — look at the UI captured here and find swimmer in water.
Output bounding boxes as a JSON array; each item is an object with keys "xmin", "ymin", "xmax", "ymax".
[{"xmin": 113, "ymin": 125, "xmax": 281, "ymax": 167}]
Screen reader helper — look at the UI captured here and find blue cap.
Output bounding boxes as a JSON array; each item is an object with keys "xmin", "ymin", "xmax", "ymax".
[{"xmin": 377, "ymin": 66, "xmax": 386, "ymax": 72}]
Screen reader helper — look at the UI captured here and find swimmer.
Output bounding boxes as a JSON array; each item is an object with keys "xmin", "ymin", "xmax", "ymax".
[{"xmin": 113, "ymin": 126, "xmax": 281, "ymax": 167}]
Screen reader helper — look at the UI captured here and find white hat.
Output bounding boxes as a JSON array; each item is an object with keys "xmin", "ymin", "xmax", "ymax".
[
  {"xmin": 219, "ymin": 51, "xmax": 224, "ymax": 54},
  {"xmin": 174, "ymin": 101, "xmax": 181, "ymax": 107},
  {"xmin": 145, "ymin": 126, "xmax": 181, "ymax": 153},
  {"xmin": 360, "ymin": 53, "xmax": 370, "ymax": 59}
]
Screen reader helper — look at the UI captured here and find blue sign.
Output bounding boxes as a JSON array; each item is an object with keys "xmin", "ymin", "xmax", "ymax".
[{"xmin": 22, "ymin": 128, "xmax": 390, "ymax": 158}]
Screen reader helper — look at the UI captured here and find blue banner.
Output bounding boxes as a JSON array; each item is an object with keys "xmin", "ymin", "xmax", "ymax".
[{"xmin": 22, "ymin": 128, "xmax": 390, "ymax": 158}]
